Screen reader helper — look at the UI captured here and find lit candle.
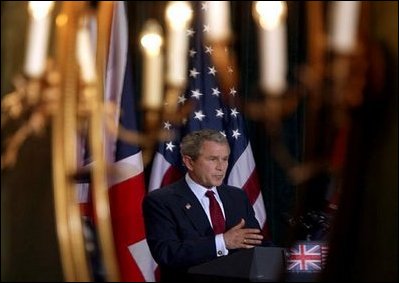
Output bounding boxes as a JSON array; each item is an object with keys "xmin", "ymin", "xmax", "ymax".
[
  {"xmin": 204, "ymin": 1, "xmax": 232, "ymax": 42},
  {"xmin": 24, "ymin": 1, "xmax": 54, "ymax": 78},
  {"xmin": 254, "ymin": 1, "xmax": 287, "ymax": 95},
  {"xmin": 165, "ymin": 1, "xmax": 193, "ymax": 87},
  {"xmin": 76, "ymin": 17, "xmax": 96, "ymax": 84},
  {"xmin": 140, "ymin": 20, "xmax": 164, "ymax": 110},
  {"xmin": 329, "ymin": 1, "xmax": 361, "ymax": 54}
]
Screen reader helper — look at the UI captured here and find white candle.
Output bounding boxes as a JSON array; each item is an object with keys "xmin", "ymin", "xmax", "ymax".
[
  {"xmin": 24, "ymin": 1, "xmax": 54, "ymax": 78},
  {"xmin": 166, "ymin": 27, "xmax": 188, "ymax": 87},
  {"xmin": 143, "ymin": 53, "xmax": 164, "ymax": 109},
  {"xmin": 255, "ymin": 1, "xmax": 287, "ymax": 95},
  {"xmin": 141, "ymin": 20, "xmax": 164, "ymax": 109},
  {"xmin": 259, "ymin": 23, "xmax": 287, "ymax": 95},
  {"xmin": 204, "ymin": 1, "xmax": 232, "ymax": 42},
  {"xmin": 76, "ymin": 22, "xmax": 96, "ymax": 84},
  {"xmin": 165, "ymin": 1, "xmax": 192, "ymax": 87},
  {"xmin": 329, "ymin": 1, "xmax": 361, "ymax": 54}
]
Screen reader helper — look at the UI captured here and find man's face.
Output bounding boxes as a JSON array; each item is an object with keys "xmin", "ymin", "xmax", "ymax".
[{"xmin": 183, "ymin": 140, "xmax": 230, "ymax": 188}]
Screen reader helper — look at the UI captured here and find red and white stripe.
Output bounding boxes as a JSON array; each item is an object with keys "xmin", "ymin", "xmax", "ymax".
[{"xmin": 228, "ymin": 143, "xmax": 266, "ymax": 228}]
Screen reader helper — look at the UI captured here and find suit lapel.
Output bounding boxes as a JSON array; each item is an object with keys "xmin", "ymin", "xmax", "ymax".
[
  {"xmin": 175, "ymin": 180, "xmax": 213, "ymax": 235},
  {"xmin": 217, "ymin": 185, "xmax": 236, "ymax": 229}
]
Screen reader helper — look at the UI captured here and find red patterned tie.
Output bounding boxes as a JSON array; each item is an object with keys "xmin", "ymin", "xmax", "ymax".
[{"xmin": 205, "ymin": 191, "xmax": 226, "ymax": 234}]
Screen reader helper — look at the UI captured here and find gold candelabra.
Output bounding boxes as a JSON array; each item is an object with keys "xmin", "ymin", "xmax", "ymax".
[
  {"xmin": 2, "ymin": 2, "xmax": 121, "ymax": 281},
  {"xmin": 1, "ymin": 2, "xmax": 196, "ymax": 281},
  {"xmin": 207, "ymin": 2, "xmax": 378, "ymax": 189}
]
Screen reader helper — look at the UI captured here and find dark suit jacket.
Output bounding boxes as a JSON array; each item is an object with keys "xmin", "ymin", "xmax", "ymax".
[{"xmin": 142, "ymin": 178, "xmax": 261, "ymax": 281}]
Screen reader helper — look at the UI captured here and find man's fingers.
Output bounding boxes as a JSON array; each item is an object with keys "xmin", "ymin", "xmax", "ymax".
[
  {"xmin": 241, "ymin": 231, "xmax": 263, "ymax": 248},
  {"xmin": 243, "ymin": 228, "xmax": 262, "ymax": 235},
  {"xmin": 244, "ymin": 233, "xmax": 264, "ymax": 240},
  {"xmin": 231, "ymin": 218, "xmax": 245, "ymax": 230},
  {"xmin": 244, "ymin": 239, "xmax": 262, "ymax": 245},
  {"xmin": 242, "ymin": 237, "xmax": 262, "ymax": 248}
]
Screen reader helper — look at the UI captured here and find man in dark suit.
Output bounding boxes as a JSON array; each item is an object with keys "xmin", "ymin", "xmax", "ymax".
[{"xmin": 143, "ymin": 129, "xmax": 264, "ymax": 281}]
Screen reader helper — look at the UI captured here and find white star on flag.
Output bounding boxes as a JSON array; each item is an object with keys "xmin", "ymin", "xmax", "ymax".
[
  {"xmin": 230, "ymin": 87, "xmax": 237, "ymax": 96},
  {"xmin": 189, "ymin": 49, "xmax": 197, "ymax": 57},
  {"xmin": 189, "ymin": 68, "xmax": 200, "ymax": 78},
  {"xmin": 232, "ymin": 129, "xmax": 242, "ymax": 139},
  {"xmin": 177, "ymin": 95, "xmax": 187, "ymax": 104},
  {"xmin": 211, "ymin": 87, "xmax": 221, "ymax": 96},
  {"xmin": 205, "ymin": 45, "xmax": 213, "ymax": 54},
  {"xmin": 230, "ymin": 108, "xmax": 239, "ymax": 118},
  {"xmin": 216, "ymin": 109, "xmax": 224, "ymax": 118},
  {"xmin": 191, "ymin": 89, "xmax": 203, "ymax": 100},
  {"xmin": 166, "ymin": 141, "xmax": 175, "ymax": 152},
  {"xmin": 164, "ymin": 121, "xmax": 172, "ymax": 130},
  {"xmin": 187, "ymin": 28, "xmax": 195, "ymax": 37},
  {"xmin": 208, "ymin": 66, "xmax": 217, "ymax": 76},
  {"xmin": 194, "ymin": 110, "xmax": 206, "ymax": 121}
]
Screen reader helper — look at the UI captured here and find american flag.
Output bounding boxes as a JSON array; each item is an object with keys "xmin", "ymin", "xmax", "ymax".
[
  {"xmin": 103, "ymin": 2, "xmax": 156, "ymax": 281},
  {"xmin": 286, "ymin": 242, "xmax": 329, "ymax": 272},
  {"xmin": 148, "ymin": 2, "xmax": 267, "ymax": 232}
]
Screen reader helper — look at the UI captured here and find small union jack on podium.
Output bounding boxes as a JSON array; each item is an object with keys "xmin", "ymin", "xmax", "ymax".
[{"xmin": 285, "ymin": 241, "xmax": 329, "ymax": 281}]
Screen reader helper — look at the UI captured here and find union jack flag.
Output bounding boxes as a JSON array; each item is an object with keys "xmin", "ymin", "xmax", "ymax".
[
  {"xmin": 78, "ymin": 2, "xmax": 157, "ymax": 281},
  {"xmin": 105, "ymin": 3, "xmax": 157, "ymax": 281},
  {"xmin": 286, "ymin": 242, "xmax": 329, "ymax": 272}
]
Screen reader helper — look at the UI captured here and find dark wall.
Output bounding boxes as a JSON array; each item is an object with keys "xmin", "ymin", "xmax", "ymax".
[
  {"xmin": 1, "ymin": 2, "xmax": 63, "ymax": 281},
  {"xmin": 324, "ymin": 2, "xmax": 398, "ymax": 281}
]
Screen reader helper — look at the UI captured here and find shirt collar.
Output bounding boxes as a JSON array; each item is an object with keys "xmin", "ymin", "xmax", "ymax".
[{"xmin": 185, "ymin": 173, "xmax": 217, "ymax": 200}]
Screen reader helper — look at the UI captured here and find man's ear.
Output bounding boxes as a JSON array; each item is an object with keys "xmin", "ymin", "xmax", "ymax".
[{"xmin": 182, "ymin": 155, "xmax": 194, "ymax": 170}]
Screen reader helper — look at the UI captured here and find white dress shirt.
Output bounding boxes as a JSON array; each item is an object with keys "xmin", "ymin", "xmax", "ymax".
[{"xmin": 185, "ymin": 173, "xmax": 229, "ymax": 256}]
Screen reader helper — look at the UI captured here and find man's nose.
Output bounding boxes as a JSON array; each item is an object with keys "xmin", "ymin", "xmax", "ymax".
[{"xmin": 216, "ymin": 160, "xmax": 226, "ymax": 170}]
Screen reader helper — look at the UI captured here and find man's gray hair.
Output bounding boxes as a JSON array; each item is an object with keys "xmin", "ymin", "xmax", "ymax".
[{"xmin": 180, "ymin": 129, "xmax": 229, "ymax": 160}]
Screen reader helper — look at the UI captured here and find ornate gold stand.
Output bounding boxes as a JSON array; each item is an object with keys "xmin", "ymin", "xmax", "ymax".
[
  {"xmin": 1, "ymin": 2, "xmax": 121, "ymax": 281},
  {"xmin": 52, "ymin": 2, "xmax": 91, "ymax": 281}
]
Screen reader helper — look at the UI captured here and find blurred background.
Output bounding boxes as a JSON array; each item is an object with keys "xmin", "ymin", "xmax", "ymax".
[{"xmin": 1, "ymin": 1, "xmax": 397, "ymax": 281}]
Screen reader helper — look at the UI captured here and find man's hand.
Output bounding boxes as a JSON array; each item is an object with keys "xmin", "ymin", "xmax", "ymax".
[{"xmin": 223, "ymin": 219, "xmax": 263, "ymax": 249}]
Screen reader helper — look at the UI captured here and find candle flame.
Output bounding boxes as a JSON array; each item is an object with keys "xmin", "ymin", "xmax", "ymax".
[
  {"xmin": 141, "ymin": 34, "xmax": 163, "ymax": 56},
  {"xmin": 166, "ymin": 2, "xmax": 193, "ymax": 30},
  {"xmin": 254, "ymin": 1, "xmax": 286, "ymax": 30},
  {"xmin": 141, "ymin": 20, "xmax": 163, "ymax": 56},
  {"xmin": 28, "ymin": 1, "xmax": 54, "ymax": 20}
]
